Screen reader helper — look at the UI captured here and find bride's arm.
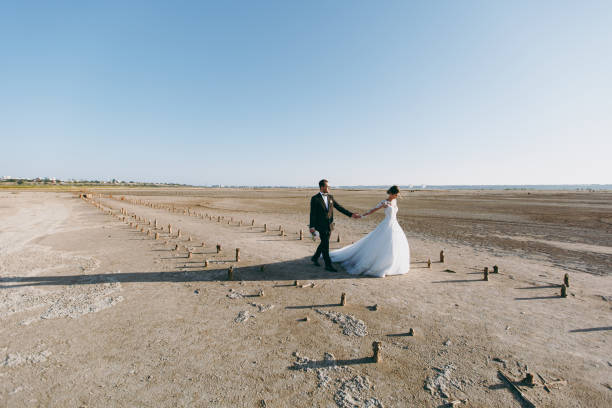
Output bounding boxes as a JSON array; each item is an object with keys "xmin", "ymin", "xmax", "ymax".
[{"xmin": 361, "ymin": 200, "xmax": 389, "ymax": 217}]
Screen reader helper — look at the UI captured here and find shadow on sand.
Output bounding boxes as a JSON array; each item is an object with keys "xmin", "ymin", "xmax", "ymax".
[{"xmin": 0, "ymin": 256, "xmax": 420, "ymax": 289}]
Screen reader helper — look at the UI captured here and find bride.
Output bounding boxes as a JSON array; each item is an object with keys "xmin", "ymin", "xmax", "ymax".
[{"xmin": 329, "ymin": 185, "xmax": 410, "ymax": 277}]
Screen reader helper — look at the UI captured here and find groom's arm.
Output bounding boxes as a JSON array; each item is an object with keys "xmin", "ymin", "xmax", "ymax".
[{"xmin": 332, "ymin": 197, "xmax": 354, "ymax": 218}]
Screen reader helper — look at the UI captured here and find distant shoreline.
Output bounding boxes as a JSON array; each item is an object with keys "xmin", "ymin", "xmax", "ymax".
[{"xmin": 1, "ymin": 183, "xmax": 610, "ymax": 191}]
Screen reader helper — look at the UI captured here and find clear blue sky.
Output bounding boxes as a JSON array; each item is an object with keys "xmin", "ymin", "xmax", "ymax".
[{"xmin": 1, "ymin": 1, "xmax": 610, "ymax": 186}]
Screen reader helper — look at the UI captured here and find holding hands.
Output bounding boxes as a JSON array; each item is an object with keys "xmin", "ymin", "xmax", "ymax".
[{"xmin": 352, "ymin": 213, "xmax": 362, "ymax": 219}]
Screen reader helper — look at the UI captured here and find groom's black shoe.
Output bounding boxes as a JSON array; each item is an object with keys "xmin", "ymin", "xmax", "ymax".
[
  {"xmin": 311, "ymin": 256, "xmax": 321, "ymax": 267},
  {"xmin": 325, "ymin": 265, "xmax": 338, "ymax": 272}
]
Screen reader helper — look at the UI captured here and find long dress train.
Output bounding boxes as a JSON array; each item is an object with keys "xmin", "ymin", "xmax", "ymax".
[{"xmin": 329, "ymin": 199, "xmax": 410, "ymax": 277}]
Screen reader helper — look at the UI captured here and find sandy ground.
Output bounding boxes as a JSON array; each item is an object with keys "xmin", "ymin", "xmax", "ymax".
[{"xmin": 1, "ymin": 188, "xmax": 611, "ymax": 407}]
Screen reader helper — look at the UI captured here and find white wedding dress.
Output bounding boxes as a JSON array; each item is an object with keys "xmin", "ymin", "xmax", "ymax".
[{"xmin": 330, "ymin": 199, "xmax": 410, "ymax": 277}]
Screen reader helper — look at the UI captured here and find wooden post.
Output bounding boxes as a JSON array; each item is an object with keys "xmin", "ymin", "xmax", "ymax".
[
  {"xmin": 177, "ymin": 229, "xmax": 181, "ymax": 238},
  {"xmin": 252, "ymin": 219, "xmax": 255, "ymax": 226},
  {"xmin": 174, "ymin": 244, "xmax": 179, "ymax": 251},
  {"xmin": 187, "ymin": 251, "xmax": 192, "ymax": 259},
  {"xmin": 337, "ymin": 234, "xmax": 340, "ymax": 243},
  {"xmin": 280, "ymin": 229, "xmax": 284, "ymax": 236},
  {"xmin": 168, "ymin": 224, "xmax": 172, "ymax": 234},
  {"xmin": 408, "ymin": 328, "xmax": 414, "ymax": 336},
  {"xmin": 493, "ymin": 265, "xmax": 499, "ymax": 274},
  {"xmin": 235, "ymin": 248, "xmax": 240, "ymax": 262},
  {"xmin": 218, "ymin": 216, "xmax": 221, "ymax": 222},
  {"xmin": 484, "ymin": 267, "xmax": 489, "ymax": 281},
  {"xmin": 341, "ymin": 293, "xmax": 346, "ymax": 306},
  {"xmin": 239, "ymin": 220, "xmax": 242, "ymax": 226},
  {"xmin": 188, "ymin": 235, "xmax": 192, "ymax": 242},
  {"xmin": 279, "ymin": 225, "xmax": 282, "ymax": 231},
  {"xmin": 155, "ymin": 232, "xmax": 159, "ymax": 240},
  {"xmin": 204, "ymin": 259, "xmax": 209, "ymax": 267},
  {"xmin": 201, "ymin": 242, "xmax": 205, "ymax": 247},
  {"xmin": 372, "ymin": 341, "xmax": 382, "ymax": 363},
  {"xmin": 216, "ymin": 244, "xmax": 221, "ymax": 253},
  {"xmin": 427, "ymin": 259, "xmax": 431, "ymax": 268},
  {"xmin": 294, "ymin": 280, "xmax": 298, "ymax": 286},
  {"xmin": 264, "ymin": 224, "xmax": 267, "ymax": 232},
  {"xmin": 258, "ymin": 289, "xmax": 265, "ymax": 297},
  {"xmin": 228, "ymin": 266, "xmax": 234, "ymax": 281},
  {"xmin": 440, "ymin": 250, "xmax": 445, "ymax": 263},
  {"xmin": 563, "ymin": 273, "xmax": 569, "ymax": 287},
  {"xmin": 299, "ymin": 229, "xmax": 303, "ymax": 240},
  {"xmin": 560, "ymin": 284, "xmax": 567, "ymax": 297}
]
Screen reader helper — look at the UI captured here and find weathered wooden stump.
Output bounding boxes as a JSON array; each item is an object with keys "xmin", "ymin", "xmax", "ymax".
[
  {"xmin": 258, "ymin": 289, "xmax": 265, "ymax": 297},
  {"xmin": 228, "ymin": 266, "xmax": 234, "ymax": 281},
  {"xmin": 337, "ymin": 234, "xmax": 340, "ymax": 243},
  {"xmin": 174, "ymin": 244, "xmax": 179, "ymax": 251},
  {"xmin": 280, "ymin": 229, "xmax": 284, "ymax": 237},
  {"xmin": 155, "ymin": 232, "xmax": 159, "ymax": 240},
  {"xmin": 294, "ymin": 280, "xmax": 298, "ymax": 286},
  {"xmin": 204, "ymin": 259, "xmax": 209, "ymax": 267},
  {"xmin": 427, "ymin": 259, "xmax": 431, "ymax": 268},
  {"xmin": 440, "ymin": 250, "xmax": 445, "ymax": 263},
  {"xmin": 561, "ymin": 284, "xmax": 567, "ymax": 297},
  {"xmin": 484, "ymin": 267, "xmax": 489, "ymax": 281},
  {"xmin": 408, "ymin": 328, "xmax": 415, "ymax": 336},
  {"xmin": 177, "ymin": 229, "xmax": 182, "ymax": 238},
  {"xmin": 493, "ymin": 265, "xmax": 499, "ymax": 274},
  {"xmin": 168, "ymin": 224, "xmax": 172, "ymax": 234},
  {"xmin": 372, "ymin": 341, "xmax": 382, "ymax": 363},
  {"xmin": 188, "ymin": 235, "xmax": 192, "ymax": 242},
  {"xmin": 235, "ymin": 248, "xmax": 240, "ymax": 262},
  {"xmin": 563, "ymin": 273, "xmax": 569, "ymax": 287},
  {"xmin": 341, "ymin": 293, "xmax": 346, "ymax": 306},
  {"xmin": 216, "ymin": 244, "xmax": 221, "ymax": 253},
  {"xmin": 523, "ymin": 373, "xmax": 535, "ymax": 386},
  {"xmin": 251, "ymin": 219, "xmax": 255, "ymax": 226},
  {"xmin": 264, "ymin": 224, "xmax": 267, "ymax": 232},
  {"xmin": 218, "ymin": 216, "xmax": 221, "ymax": 222},
  {"xmin": 201, "ymin": 241, "xmax": 205, "ymax": 247},
  {"xmin": 187, "ymin": 251, "xmax": 192, "ymax": 259},
  {"xmin": 299, "ymin": 229, "xmax": 303, "ymax": 240}
]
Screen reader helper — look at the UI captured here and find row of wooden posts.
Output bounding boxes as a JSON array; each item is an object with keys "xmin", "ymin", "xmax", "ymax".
[
  {"xmin": 82, "ymin": 196, "xmax": 246, "ymax": 271},
  {"xmin": 107, "ymin": 194, "xmax": 348, "ymax": 242}
]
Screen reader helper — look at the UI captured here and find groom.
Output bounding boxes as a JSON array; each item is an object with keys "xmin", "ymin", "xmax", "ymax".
[{"xmin": 309, "ymin": 179, "xmax": 361, "ymax": 272}]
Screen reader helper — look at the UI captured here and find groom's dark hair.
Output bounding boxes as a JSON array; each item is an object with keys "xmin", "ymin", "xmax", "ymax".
[{"xmin": 319, "ymin": 179, "xmax": 328, "ymax": 188}]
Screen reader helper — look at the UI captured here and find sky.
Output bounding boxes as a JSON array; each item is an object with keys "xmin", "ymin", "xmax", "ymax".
[{"xmin": 1, "ymin": 1, "xmax": 610, "ymax": 186}]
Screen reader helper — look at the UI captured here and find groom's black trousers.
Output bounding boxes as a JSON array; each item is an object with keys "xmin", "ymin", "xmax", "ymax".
[{"xmin": 313, "ymin": 230, "xmax": 332, "ymax": 266}]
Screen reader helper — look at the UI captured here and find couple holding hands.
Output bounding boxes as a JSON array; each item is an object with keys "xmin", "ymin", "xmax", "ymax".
[{"xmin": 309, "ymin": 179, "xmax": 410, "ymax": 278}]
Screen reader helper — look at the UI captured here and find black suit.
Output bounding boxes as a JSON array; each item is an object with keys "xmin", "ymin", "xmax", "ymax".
[{"xmin": 309, "ymin": 193, "xmax": 353, "ymax": 267}]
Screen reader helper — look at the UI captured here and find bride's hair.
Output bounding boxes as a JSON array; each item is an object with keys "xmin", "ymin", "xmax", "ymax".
[{"xmin": 387, "ymin": 185, "xmax": 399, "ymax": 195}]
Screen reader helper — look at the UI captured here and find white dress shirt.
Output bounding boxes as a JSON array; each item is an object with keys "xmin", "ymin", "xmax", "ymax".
[{"xmin": 320, "ymin": 192, "xmax": 329, "ymax": 209}]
